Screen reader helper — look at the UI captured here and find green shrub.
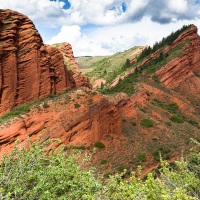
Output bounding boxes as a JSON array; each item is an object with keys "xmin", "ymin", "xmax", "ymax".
[
  {"xmin": 140, "ymin": 118, "xmax": 154, "ymax": 128},
  {"xmin": 140, "ymin": 107, "xmax": 147, "ymax": 113},
  {"xmin": 74, "ymin": 103, "xmax": 81, "ymax": 108},
  {"xmin": 100, "ymin": 160, "xmax": 107, "ymax": 164},
  {"xmin": 152, "ymin": 75, "xmax": 160, "ymax": 83},
  {"xmin": 137, "ymin": 152, "xmax": 147, "ymax": 162},
  {"xmin": 153, "ymin": 147, "xmax": 171, "ymax": 161},
  {"xmin": 118, "ymin": 166, "xmax": 125, "ymax": 172},
  {"xmin": 104, "ymin": 172, "xmax": 111, "ymax": 178},
  {"xmin": 165, "ymin": 121, "xmax": 172, "ymax": 126},
  {"xmin": 170, "ymin": 114, "xmax": 184, "ymax": 123},
  {"xmin": 0, "ymin": 138, "xmax": 199, "ymax": 199},
  {"xmin": 160, "ymin": 147, "xmax": 171, "ymax": 154},
  {"xmin": 132, "ymin": 122, "xmax": 137, "ymax": 126},
  {"xmin": 70, "ymin": 145, "xmax": 86, "ymax": 150},
  {"xmin": 94, "ymin": 141, "xmax": 105, "ymax": 149},
  {"xmin": 153, "ymin": 151, "xmax": 161, "ymax": 161},
  {"xmin": 0, "ymin": 103, "xmax": 31, "ymax": 123},
  {"xmin": 188, "ymin": 119, "xmax": 198, "ymax": 126},
  {"xmin": 152, "ymin": 99, "xmax": 179, "ymax": 113},
  {"xmin": 167, "ymin": 103, "xmax": 179, "ymax": 113},
  {"xmin": 194, "ymin": 71, "xmax": 200, "ymax": 77},
  {"xmin": 0, "ymin": 139, "xmax": 101, "ymax": 199}
]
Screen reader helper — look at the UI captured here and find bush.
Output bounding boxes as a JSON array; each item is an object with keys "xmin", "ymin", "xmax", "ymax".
[
  {"xmin": 140, "ymin": 118, "xmax": 154, "ymax": 128},
  {"xmin": 0, "ymin": 138, "xmax": 199, "ymax": 199},
  {"xmin": 188, "ymin": 119, "xmax": 198, "ymax": 126},
  {"xmin": 0, "ymin": 103, "xmax": 31, "ymax": 124},
  {"xmin": 132, "ymin": 122, "xmax": 137, "ymax": 126},
  {"xmin": 152, "ymin": 99, "xmax": 179, "ymax": 113},
  {"xmin": 94, "ymin": 141, "xmax": 105, "ymax": 149},
  {"xmin": 170, "ymin": 114, "xmax": 184, "ymax": 123},
  {"xmin": 137, "ymin": 152, "xmax": 147, "ymax": 162},
  {"xmin": 0, "ymin": 139, "xmax": 101, "ymax": 199},
  {"xmin": 153, "ymin": 151, "xmax": 161, "ymax": 161},
  {"xmin": 118, "ymin": 166, "xmax": 125, "ymax": 172},
  {"xmin": 74, "ymin": 103, "xmax": 81, "ymax": 108},
  {"xmin": 70, "ymin": 145, "xmax": 86, "ymax": 150},
  {"xmin": 152, "ymin": 75, "xmax": 160, "ymax": 83},
  {"xmin": 100, "ymin": 160, "xmax": 107, "ymax": 164},
  {"xmin": 153, "ymin": 147, "xmax": 171, "ymax": 161}
]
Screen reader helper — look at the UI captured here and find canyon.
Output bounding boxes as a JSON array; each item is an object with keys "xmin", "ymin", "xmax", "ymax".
[{"xmin": 0, "ymin": 9, "xmax": 199, "ymax": 175}]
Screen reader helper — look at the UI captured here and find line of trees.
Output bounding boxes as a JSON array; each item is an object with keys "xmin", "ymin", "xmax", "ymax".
[{"xmin": 137, "ymin": 24, "xmax": 192, "ymax": 61}]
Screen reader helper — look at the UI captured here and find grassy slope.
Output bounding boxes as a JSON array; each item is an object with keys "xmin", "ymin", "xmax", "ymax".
[
  {"xmin": 78, "ymin": 46, "xmax": 145, "ymax": 84},
  {"xmin": 75, "ymin": 56, "xmax": 108, "ymax": 74},
  {"xmin": 102, "ymin": 41, "xmax": 188, "ymax": 96}
]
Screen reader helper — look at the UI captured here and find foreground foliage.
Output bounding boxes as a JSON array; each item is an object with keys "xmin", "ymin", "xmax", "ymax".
[
  {"xmin": 0, "ymin": 139, "xmax": 199, "ymax": 199},
  {"xmin": 0, "ymin": 139, "xmax": 100, "ymax": 199}
]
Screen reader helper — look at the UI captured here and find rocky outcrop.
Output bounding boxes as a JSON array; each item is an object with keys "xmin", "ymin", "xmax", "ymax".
[
  {"xmin": 0, "ymin": 10, "xmax": 75, "ymax": 115},
  {"xmin": 156, "ymin": 25, "xmax": 200, "ymax": 103},
  {"xmin": 110, "ymin": 25, "xmax": 200, "ymax": 90},
  {"xmin": 0, "ymin": 89, "xmax": 122, "ymax": 154},
  {"xmin": 53, "ymin": 42, "xmax": 92, "ymax": 89}
]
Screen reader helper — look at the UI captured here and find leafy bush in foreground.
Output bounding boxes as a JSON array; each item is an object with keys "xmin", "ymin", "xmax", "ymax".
[
  {"xmin": 0, "ymin": 139, "xmax": 199, "ymax": 199},
  {"xmin": 0, "ymin": 139, "xmax": 100, "ymax": 199}
]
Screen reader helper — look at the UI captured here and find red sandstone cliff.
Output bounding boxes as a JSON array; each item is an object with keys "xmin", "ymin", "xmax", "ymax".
[
  {"xmin": 0, "ymin": 10, "xmax": 75, "ymax": 115},
  {"xmin": 0, "ymin": 89, "xmax": 122, "ymax": 154},
  {"xmin": 156, "ymin": 25, "xmax": 200, "ymax": 103},
  {"xmin": 53, "ymin": 42, "xmax": 92, "ymax": 89},
  {"xmin": 110, "ymin": 25, "xmax": 200, "ymax": 93}
]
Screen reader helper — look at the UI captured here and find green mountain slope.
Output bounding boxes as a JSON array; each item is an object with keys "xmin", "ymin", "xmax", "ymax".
[{"xmin": 76, "ymin": 46, "xmax": 145, "ymax": 85}]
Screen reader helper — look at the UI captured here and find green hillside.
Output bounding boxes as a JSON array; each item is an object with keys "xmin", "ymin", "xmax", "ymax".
[
  {"xmin": 76, "ymin": 46, "xmax": 145, "ymax": 84},
  {"xmin": 75, "ymin": 56, "xmax": 108, "ymax": 74}
]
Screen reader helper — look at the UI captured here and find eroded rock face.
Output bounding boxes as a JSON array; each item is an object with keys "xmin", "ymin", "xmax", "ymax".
[
  {"xmin": 53, "ymin": 42, "xmax": 92, "ymax": 89},
  {"xmin": 156, "ymin": 25, "xmax": 200, "ymax": 103},
  {"xmin": 0, "ymin": 10, "xmax": 75, "ymax": 115},
  {"xmin": 0, "ymin": 89, "xmax": 122, "ymax": 154}
]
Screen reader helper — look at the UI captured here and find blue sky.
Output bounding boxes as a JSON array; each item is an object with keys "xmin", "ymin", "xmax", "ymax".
[{"xmin": 1, "ymin": 0, "xmax": 200, "ymax": 56}]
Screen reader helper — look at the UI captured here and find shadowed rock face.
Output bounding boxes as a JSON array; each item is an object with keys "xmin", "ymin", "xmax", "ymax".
[{"xmin": 0, "ymin": 10, "xmax": 75, "ymax": 115}]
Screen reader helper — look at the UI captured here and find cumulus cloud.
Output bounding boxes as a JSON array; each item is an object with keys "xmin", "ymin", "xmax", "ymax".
[
  {"xmin": 1, "ymin": 0, "xmax": 200, "ymax": 56},
  {"xmin": 47, "ymin": 25, "xmax": 81, "ymax": 44},
  {"xmin": 0, "ymin": 0, "xmax": 200, "ymax": 26},
  {"xmin": 46, "ymin": 17, "xmax": 200, "ymax": 57}
]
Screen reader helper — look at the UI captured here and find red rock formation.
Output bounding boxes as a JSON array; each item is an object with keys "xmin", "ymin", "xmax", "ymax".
[
  {"xmin": 0, "ymin": 10, "xmax": 75, "ymax": 115},
  {"xmin": 53, "ymin": 42, "xmax": 92, "ymax": 89},
  {"xmin": 110, "ymin": 25, "xmax": 200, "ymax": 89},
  {"xmin": 156, "ymin": 25, "xmax": 200, "ymax": 102},
  {"xmin": 0, "ymin": 89, "xmax": 122, "ymax": 154}
]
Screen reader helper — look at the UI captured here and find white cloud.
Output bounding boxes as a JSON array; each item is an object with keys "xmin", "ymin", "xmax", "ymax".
[
  {"xmin": 1, "ymin": 0, "xmax": 200, "ymax": 27},
  {"xmin": 46, "ymin": 17, "xmax": 200, "ymax": 57},
  {"xmin": 2, "ymin": 0, "xmax": 200, "ymax": 57},
  {"xmin": 47, "ymin": 25, "xmax": 81, "ymax": 44},
  {"xmin": 167, "ymin": 0, "xmax": 188, "ymax": 14}
]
